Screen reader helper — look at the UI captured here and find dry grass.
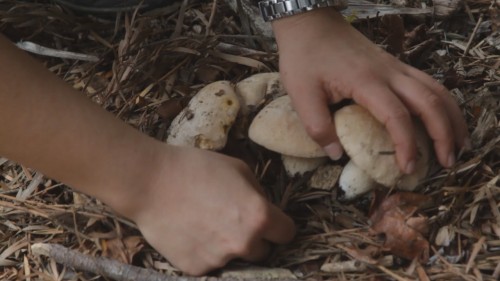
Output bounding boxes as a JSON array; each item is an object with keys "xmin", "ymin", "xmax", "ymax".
[{"xmin": 0, "ymin": 0, "xmax": 499, "ymax": 280}]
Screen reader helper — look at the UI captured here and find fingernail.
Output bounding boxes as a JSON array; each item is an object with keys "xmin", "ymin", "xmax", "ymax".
[
  {"xmin": 447, "ymin": 153, "xmax": 456, "ymax": 168},
  {"xmin": 324, "ymin": 142, "xmax": 343, "ymax": 160},
  {"xmin": 405, "ymin": 160, "xmax": 416, "ymax": 174}
]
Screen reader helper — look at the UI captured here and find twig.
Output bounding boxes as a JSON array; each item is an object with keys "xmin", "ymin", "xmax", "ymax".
[
  {"xmin": 171, "ymin": 0, "xmax": 189, "ymax": 39},
  {"xmin": 205, "ymin": 0, "xmax": 218, "ymax": 36},
  {"xmin": 376, "ymin": 265, "xmax": 414, "ymax": 281},
  {"xmin": 31, "ymin": 243, "xmax": 298, "ymax": 281},
  {"xmin": 17, "ymin": 172, "xmax": 44, "ymax": 201},
  {"xmin": 15, "ymin": 41, "xmax": 99, "ymax": 62},
  {"xmin": 465, "ymin": 236, "xmax": 485, "ymax": 273},
  {"xmin": 463, "ymin": 13, "xmax": 484, "ymax": 56}
]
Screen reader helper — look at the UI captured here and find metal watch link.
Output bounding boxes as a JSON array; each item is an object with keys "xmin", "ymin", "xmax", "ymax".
[{"xmin": 258, "ymin": 0, "xmax": 347, "ymax": 22}]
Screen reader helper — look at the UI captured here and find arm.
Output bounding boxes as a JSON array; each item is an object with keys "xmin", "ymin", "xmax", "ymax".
[
  {"xmin": 0, "ymin": 34, "xmax": 295, "ymax": 275},
  {"xmin": 271, "ymin": 8, "xmax": 469, "ymax": 172}
]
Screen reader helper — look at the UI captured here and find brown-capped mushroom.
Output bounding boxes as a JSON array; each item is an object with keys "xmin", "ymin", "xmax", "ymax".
[{"xmin": 335, "ymin": 104, "xmax": 431, "ymax": 191}]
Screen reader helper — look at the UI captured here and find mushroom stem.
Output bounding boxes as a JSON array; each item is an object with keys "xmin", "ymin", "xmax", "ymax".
[
  {"xmin": 281, "ymin": 155, "xmax": 328, "ymax": 177},
  {"xmin": 338, "ymin": 160, "xmax": 377, "ymax": 200}
]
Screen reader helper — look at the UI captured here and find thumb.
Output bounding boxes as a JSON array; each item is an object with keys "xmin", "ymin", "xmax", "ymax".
[{"xmin": 287, "ymin": 85, "xmax": 343, "ymax": 160}]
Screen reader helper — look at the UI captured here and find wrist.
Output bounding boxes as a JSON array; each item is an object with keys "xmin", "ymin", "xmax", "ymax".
[
  {"xmin": 83, "ymin": 136, "xmax": 174, "ymax": 220},
  {"xmin": 272, "ymin": 8, "xmax": 346, "ymax": 44},
  {"xmin": 259, "ymin": 0, "xmax": 347, "ymax": 22}
]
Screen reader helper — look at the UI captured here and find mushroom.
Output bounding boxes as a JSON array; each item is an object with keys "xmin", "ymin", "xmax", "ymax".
[
  {"xmin": 335, "ymin": 104, "xmax": 431, "ymax": 196},
  {"xmin": 167, "ymin": 81, "xmax": 240, "ymax": 150},
  {"xmin": 338, "ymin": 160, "xmax": 378, "ymax": 200},
  {"xmin": 281, "ymin": 155, "xmax": 328, "ymax": 177},
  {"xmin": 235, "ymin": 72, "xmax": 285, "ymax": 115},
  {"xmin": 248, "ymin": 95, "xmax": 328, "ymax": 176}
]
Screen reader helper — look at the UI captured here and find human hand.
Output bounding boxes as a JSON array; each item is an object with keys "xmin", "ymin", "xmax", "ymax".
[
  {"xmin": 127, "ymin": 145, "xmax": 295, "ymax": 276},
  {"xmin": 0, "ymin": 34, "xmax": 294, "ymax": 276},
  {"xmin": 271, "ymin": 8, "xmax": 469, "ymax": 173}
]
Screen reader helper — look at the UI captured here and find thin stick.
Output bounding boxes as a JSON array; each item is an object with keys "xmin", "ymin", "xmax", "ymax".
[
  {"xmin": 205, "ymin": 0, "xmax": 218, "ymax": 36},
  {"xmin": 15, "ymin": 41, "xmax": 99, "ymax": 62},
  {"xmin": 465, "ymin": 236, "xmax": 485, "ymax": 273},
  {"xmin": 463, "ymin": 13, "xmax": 484, "ymax": 56},
  {"xmin": 31, "ymin": 243, "xmax": 298, "ymax": 281},
  {"xmin": 376, "ymin": 265, "xmax": 414, "ymax": 281}
]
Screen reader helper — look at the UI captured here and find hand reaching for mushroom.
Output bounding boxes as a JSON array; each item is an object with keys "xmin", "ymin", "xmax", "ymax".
[
  {"xmin": 0, "ymin": 34, "xmax": 295, "ymax": 276},
  {"xmin": 272, "ymin": 8, "xmax": 469, "ymax": 173},
  {"xmin": 133, "ymin": 146, "xmax": 296, "ymax": 275}
]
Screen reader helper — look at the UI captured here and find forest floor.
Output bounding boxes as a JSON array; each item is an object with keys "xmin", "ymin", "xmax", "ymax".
[{"xmin": 0, "ymin": 0, "xmax": 499, "ymax": 280}]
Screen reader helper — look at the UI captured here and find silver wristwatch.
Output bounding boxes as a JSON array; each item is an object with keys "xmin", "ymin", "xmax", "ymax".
[{"xmin": 258, "ymin": 0, "xmax": 347, "ymax": 22}]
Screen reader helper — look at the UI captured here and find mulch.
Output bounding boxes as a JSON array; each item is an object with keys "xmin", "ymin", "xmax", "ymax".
[{"xmin": 0, "ymin": 0, "xmax": 499, "ymax": 280}]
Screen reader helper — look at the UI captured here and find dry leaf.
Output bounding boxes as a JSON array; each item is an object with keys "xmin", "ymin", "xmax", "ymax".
[
  {"xmin": 157, "ymin": 97, "xmax": 189, "ymax": 121},
  {"xmin": 102, "ymin": 236, "xmax": 144, "ymax": 264},
  {"xmin": 369, "ymin": 192, "xmax": 430, "ymax": 262}
]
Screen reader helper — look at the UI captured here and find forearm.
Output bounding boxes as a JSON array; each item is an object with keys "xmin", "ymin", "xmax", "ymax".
[{"xmin": 0, "ymin": 34, "xmax": 163, "ymax": 215}]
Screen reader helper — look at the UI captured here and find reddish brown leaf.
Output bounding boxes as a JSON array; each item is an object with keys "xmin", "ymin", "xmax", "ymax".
[
  {"xmin": 369, "ymin": 192, "xmax": 430, "ymax": 262},
  {"xmin": 101, "ymin": 236, "xmax": 144, "ymax": 264}
]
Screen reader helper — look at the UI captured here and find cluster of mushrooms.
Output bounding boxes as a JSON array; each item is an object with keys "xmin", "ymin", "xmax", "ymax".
[{"xmin": 166, "ymin": 73, "xmax": 432, "ymax": 199}]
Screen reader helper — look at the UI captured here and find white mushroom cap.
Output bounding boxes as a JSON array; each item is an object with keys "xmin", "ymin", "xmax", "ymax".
[
  {"xmin": 281, "ymin": 155, "xmax": 328, "ymax": 177},
  {"xmin": 167, "ymin": 81, "xmax": 240, "ymax": 150},
  {"xmin": 248, "ymin": 95, "xmax": 326, "ymax": 158},
  {"xmin": 235, "ymin": 72, "xmax": 285, "ymax": 114},
  {"xmin": 334, "ymin": 105, "xmax": 430, "ymax": 190},
  {"xmin": 338, "ymin": 160, "xmax": 377, "ymax": 200}
]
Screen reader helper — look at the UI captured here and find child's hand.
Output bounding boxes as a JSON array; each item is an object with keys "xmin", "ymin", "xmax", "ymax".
[
  {"xmin": 272, "ymin": 8, "xmax": 469, "ymax": 173},
  {"xmin": 128, "ymin": 146, "xmax": 295, "ymax": 276}
]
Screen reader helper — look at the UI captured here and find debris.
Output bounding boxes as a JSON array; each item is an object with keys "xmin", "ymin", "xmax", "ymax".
[
  {"xmin": 435, "ymin": 225, "xmax": 455, "ymax": 247},
  {"xmin": 220, "ymin": 266, "xmax": 297, "ymax": 279},
  {"xmin": 309, "ymin": 164, "xmax": 343, "ymax": 190},
  {"xmin": 101, "ymin": 236, "xmax": 144, "ymax": 264},
  {"xmin": 369, "ymin": 192, "xmax": 431, "ymax": 262},
  {"xmin": 15, "ymin": 41, "xmax": 99, "ymax": 62},
  {"xmin": 31, "ymin": 243, "xmax": 298, "ymax": 281},
  {"xmin": 320, "ymin": 255, "xmax": 393, "ymax": 273}
]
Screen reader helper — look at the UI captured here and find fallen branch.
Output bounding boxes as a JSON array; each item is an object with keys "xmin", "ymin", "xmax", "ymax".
[{"xmin": 31, "ymin": 243, "xmax": 298, "ymax": 281}]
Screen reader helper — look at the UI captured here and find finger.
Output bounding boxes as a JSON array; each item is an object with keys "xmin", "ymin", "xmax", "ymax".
[
  {"xmin": 351, "ymin": 84, "xmax": 416, "ymax": 174},
  {"xmin": 287, "ymin": 84, "xmax": 343, "ymax": 160},
  {"xmin": 239, "ymin": 239, "xmax": 271, "ymax": 262},
  {"xmin": 390, "ymin": 75, "xmax": 455, "ymax": 167},
  {"xmin": 262, "ymin": 204, "xmax": 296, "ymax": 244},
  {"xmin": 407, "ymin": 68, "xmax": 470, "ymax": 149}
]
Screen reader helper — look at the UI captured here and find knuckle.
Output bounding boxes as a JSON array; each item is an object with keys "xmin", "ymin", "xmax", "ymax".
[
  {"xmin": 384, "ymin": 108, "xmax": 410, "ymax": 127},
  {"xmin": 423, "ymin": 91, "xmax": 443, "ymax": 109}
]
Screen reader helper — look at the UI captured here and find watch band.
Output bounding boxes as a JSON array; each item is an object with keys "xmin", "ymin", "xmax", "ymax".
[{"xmin": 258, "ymin": 0, "xmax": 347, "ymax": 22}]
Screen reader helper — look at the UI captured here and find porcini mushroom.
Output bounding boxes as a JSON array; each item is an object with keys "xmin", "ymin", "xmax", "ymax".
[
  {"xmin": 235, "ymin": 72, "xmax": 285, "ymax": 115},
  {"xmin": 335, "ymin": 105, "xmax": 431, "ymax": 193},
  {"xmin": 338, "ymin": 160, "xmax": 377, "ymax": 200},
  {"xmin": 248, "ymin": 95, "xmax": 328, "ymax": 176},
  {"xmin": 167, "ymin": 81, "xmax": 240, "ymax": 150}
]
